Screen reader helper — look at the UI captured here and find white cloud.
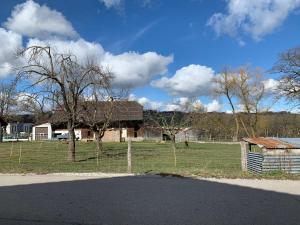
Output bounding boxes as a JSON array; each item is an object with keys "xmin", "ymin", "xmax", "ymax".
[
  {"xmin": 164, "ymin": 103, "xmax": 180, "ymax": 111},
  {"xmin": 99, "ymin": 0, "xmax": 123, "ymax": 9},
  {"xmin": 164, "ymin": 98, "xmax": 205, "ymax": 112},
  {"xmin": 2, "ymin": 1, "xmax": 172, "ymax": 88},
  {"xmin": 103, "ymin": 52, "xmax": 173, "ymax": 88},
  {"xmin": 263, "ymin": 78, "xmax": 279, "ymax": 93},
  {"xmin": 129, "ymin": 94, "xmax": 163, "ymax": 110},
  {"xmin": 0, "ymin": 28, "xmax": 23, "ymax": 77},
  {"xmin": 99, "ymin": 0, "xmax": 152, "ymax": 9},
  {"xmin": 164, "ymin": 97, "xmax": 190, "ymax": 111},
  {"xmin": 152, "ymin": 64, "xmax": 214, "ymax": 97},
  {"xmin": 129, "ymin": 95, "xmax": 223, "ymax": 112},
  {"xmin": 128, "ymin": 93, "xmax": 137, "ymax": 101},
  {"xmin": 4, "ymin": 0, "xmax": 77, "ymax": 38},
  {"xmin": 27, "ymin": 38, "xmax": 105, "ymax": 64},
  {"xmin": 290, "ymin": 108, "xmax": 300, "ymax": 114},
  {"xmin": 206, "ymin": 99, "xmax": 222, "ymax": 112},
  {"xmin": 25, "ymin": 38, "xmax": 172, "ymax": 88},
  {"xmin": 207, "ymin": 0, "xmax": 300, "ymax": 41}
]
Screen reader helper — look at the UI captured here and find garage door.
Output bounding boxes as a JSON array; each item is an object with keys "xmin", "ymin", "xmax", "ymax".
[{"xmin": 35, "ymin": 127, "xmax": 48, "ymax": 140}]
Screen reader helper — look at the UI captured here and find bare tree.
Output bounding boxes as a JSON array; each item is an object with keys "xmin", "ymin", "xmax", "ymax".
[
  {"xmin": 147, "ymin": 99, "xmax": 203, "ymax": 167},
  {"xmin": 79, "ymin": 90, "xmax": 114, "ymax": 160},
  {"xmin": 234, "ymin": 67, "xmax": 266, "ymax": 137},
  {"xmin": 0, "ymin": 80, "xmax": 17, "ymax": 142},
  {"xmin": 272, "ymin": 46, "xmax": 300, "ymax": 107},
  {"xmin": 78, "ymin": 82, "xmax": 128, "ymax": 156},
  {"xmin": 18, "ymin": 46, "xmax": 111, "ymax": 161},
  {"xmin": 212, "ymin": 68, "xmax": 240, "ymax": 141}
]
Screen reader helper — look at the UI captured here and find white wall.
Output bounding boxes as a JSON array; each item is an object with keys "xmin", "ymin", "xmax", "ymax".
[
  {"xmin": 6, "ymin": 124, "xmax": 11, "ymax": 134},
  {"xmin": 121, "ymin": 128, "xmax": 127, "ymax": 139}
]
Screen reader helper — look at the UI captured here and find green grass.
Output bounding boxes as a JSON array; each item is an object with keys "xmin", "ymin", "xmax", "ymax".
[{"xmin": 0, "ymin": 141, "xmax": 299, "ymax": 179}]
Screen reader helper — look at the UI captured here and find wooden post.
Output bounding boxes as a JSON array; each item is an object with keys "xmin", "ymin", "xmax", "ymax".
[
  {"xmin": 10, "ymin": 141, "xmax": 14, "ymax": 157},
  {"xmin": 240, "ymin": 141, "xmax": 249, "ymax": 172},
  {"xmin": 19, "ymin": 144, "xmax": 22, "ymax": 165},
  {"xmin": 127, "ymin": 138, "xmax": 132, "ymax": 173}
]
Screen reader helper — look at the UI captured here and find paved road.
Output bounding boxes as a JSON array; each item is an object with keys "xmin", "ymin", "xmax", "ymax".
[{"xmin": 0, "ymin": 174, "xmax": 299, "ymax": 225}]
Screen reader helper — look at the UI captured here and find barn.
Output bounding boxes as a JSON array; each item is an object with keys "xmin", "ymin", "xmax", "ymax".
[{"xmin": 32, "ymin": 101, "xmax": 144, "ymax": 142}]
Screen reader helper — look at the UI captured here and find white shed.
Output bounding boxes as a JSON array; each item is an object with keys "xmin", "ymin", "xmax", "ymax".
[{"xmin": 32, "ymin": 123, "xmax": 52, "ymax": 140}]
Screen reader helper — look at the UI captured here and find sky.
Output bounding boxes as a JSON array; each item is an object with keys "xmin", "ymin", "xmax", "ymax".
[{"xmin": 0, "ymin": 0, "xmax": 300, "ymax": 112}]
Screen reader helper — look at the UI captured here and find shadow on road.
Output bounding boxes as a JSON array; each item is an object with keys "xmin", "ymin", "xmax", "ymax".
[{"xmin": 0, "ymin": 175, "xmax": 299, "ymax": 225}]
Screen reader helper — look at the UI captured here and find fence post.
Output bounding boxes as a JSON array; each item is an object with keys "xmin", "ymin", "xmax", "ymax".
[
  {"xmin": 240, "ymin": 141, "xmax": 249, "ymax": 172},
  {"xmin": 127, "ymin": 138, "xmax": 132, "ymax": 173},
  {"xmin": 19, "ymin": 144, "xmax": 22, "ymax": 165}
]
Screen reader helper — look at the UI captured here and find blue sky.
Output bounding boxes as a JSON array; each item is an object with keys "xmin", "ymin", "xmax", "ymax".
[{"xmin": 1, "ymin": 0, "xmax": 300, "ymax": 112}]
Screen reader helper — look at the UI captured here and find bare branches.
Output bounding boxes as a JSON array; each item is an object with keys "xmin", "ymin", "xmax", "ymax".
[
  {"xmin": 272, "ymin": 47, "xmax": 300, "ymax": 104},
  {"xmin": 0, "ymin": 80, "xmax": 17, "ymax": 117},
  {"xmin": 212, "ymin": 67, "xmax": 240, "ymax": 140},
  {"xmin": 17, "ymin": 45, "xmax": 112, "ymax": 161},
  {"xmin": 234, "ymin": 67, "xmax": 266, "ymax": 137},
  {"xmin": 213, "ymin": 66, "xmax": 267, "ymax": 138},
  {"xmin": 0, "ymin": 79, "xmax": 17, "ymax": 142}
]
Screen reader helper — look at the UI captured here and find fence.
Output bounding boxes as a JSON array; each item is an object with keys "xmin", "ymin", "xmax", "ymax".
[
  {"xmin": 3, "ymin": 134, "xmax": 30, "ymax": 142},
  {"xmin": 247, "ymin": 152, "xmax": 263, "ymax": 173},
  {"xmin": 0, "ymin": 140, "xmax": 241, "ymax": 175},
  {"xmin": 262, "ymin": 155, "xmax": 300, "ymax": 173},
  {"xmin": 247, "ymin": 152, "xmax": 300, "ymax": 174}
]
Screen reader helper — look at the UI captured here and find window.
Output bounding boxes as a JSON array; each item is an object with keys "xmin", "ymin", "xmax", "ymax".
[{"xmin": 12, "ymin": 125, "xmax": 16, "ymax": 133}]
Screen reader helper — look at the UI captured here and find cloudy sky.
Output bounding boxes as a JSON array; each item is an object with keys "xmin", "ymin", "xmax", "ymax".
[{"xmin": 1, "ymin": 0, "xmax": 300, "ymax": 112}]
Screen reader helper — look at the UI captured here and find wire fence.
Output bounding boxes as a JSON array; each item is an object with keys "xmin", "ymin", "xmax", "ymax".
[{"xmin": 0, "ymin": 140, "xmax": 241, "ymax": 175}]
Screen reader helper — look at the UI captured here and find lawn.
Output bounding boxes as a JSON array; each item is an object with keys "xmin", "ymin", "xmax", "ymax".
[{"xmin": 0, "ymin": 141, "xmax": 242, "ymax": 176}]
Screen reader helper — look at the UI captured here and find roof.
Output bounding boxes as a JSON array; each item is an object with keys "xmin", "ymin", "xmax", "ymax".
[
  {"xmin": 6, "ymin": 114, "xmax": 35, "ymax": 123},
  {"xmin": 243, "ymin": 137, "xmax": 296, "ymax": 149},
  {"xmin": 276, "ymin": 138, "xmax": 300, "ymax": 148},
  {"xmin": 51, "ymin": 101, "xmax": 143, "ymax": 124},
  {"xmin": 80, "ymin": 101, "xmax": 143, "ymax": 122}
]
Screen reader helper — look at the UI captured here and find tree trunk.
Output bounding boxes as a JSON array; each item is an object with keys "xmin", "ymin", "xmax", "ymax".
[
  {"xmin": 95, "ymin": 131, "xmax": 103, "ymax": 153},
  {"xmin": 227, "ymin": 93, "xmax": 239, "ymax": 141},
  {"xmin": 94, "ymin": 131, "xmax": 103, "ymax": 166},
  {"xmin": 232, "ymin": 114, "xmax": 239, "ymax": 141},
  {"xmin": 67, "ymin": 122, "xmax": 76, "ymax": 162},
  {"xmin": 250, "ymin": 115, "xmax": 257, "ymax": 138},
  {"xmin": 240, "ymin": 116, "xmax": 251, "ymax": 138},
  {"xmin": 171, "ymin": 136, "xmax": 177, "ymax": 167}
]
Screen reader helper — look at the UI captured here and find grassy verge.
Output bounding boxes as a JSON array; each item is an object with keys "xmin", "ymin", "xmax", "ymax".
[{"xmin": 0, "ymin": 141, "xmax": 299, "ymax": 179}]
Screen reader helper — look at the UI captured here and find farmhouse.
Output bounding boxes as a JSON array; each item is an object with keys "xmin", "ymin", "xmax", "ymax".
[
  {"xmin": 241, "ymin": 137, "xmax": 300, "ymax": 173},
  {"xmin": 32, "ymin": 101, "xmax": 144, "ymax": 142},
  {"xmin": 5, "ymin": 115, "xmax": 34, "ymax": 137}
]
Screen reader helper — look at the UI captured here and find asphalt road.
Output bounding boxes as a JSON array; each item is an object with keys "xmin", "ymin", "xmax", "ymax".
[{"xmin": 0, "ymin": 175, "xmax": 299, "ymax": 225}]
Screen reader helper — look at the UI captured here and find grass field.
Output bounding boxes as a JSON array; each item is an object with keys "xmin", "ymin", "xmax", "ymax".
[
  {"xmin": 0, "ymin": 141, "xmax": 241, "ymax": 175},
  {"xmin": 0, "ymin": 141, "xmax": 298, "ymax": 179}
]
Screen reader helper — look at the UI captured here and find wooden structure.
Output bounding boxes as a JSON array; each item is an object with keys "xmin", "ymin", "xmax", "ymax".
[
  {"xmin": 241, "ymin": 137, "xmax": 300, "ymax": 173},
  {"xmin": 32, "ymin": 101, "xmax": 144, "ymax": 142}
]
